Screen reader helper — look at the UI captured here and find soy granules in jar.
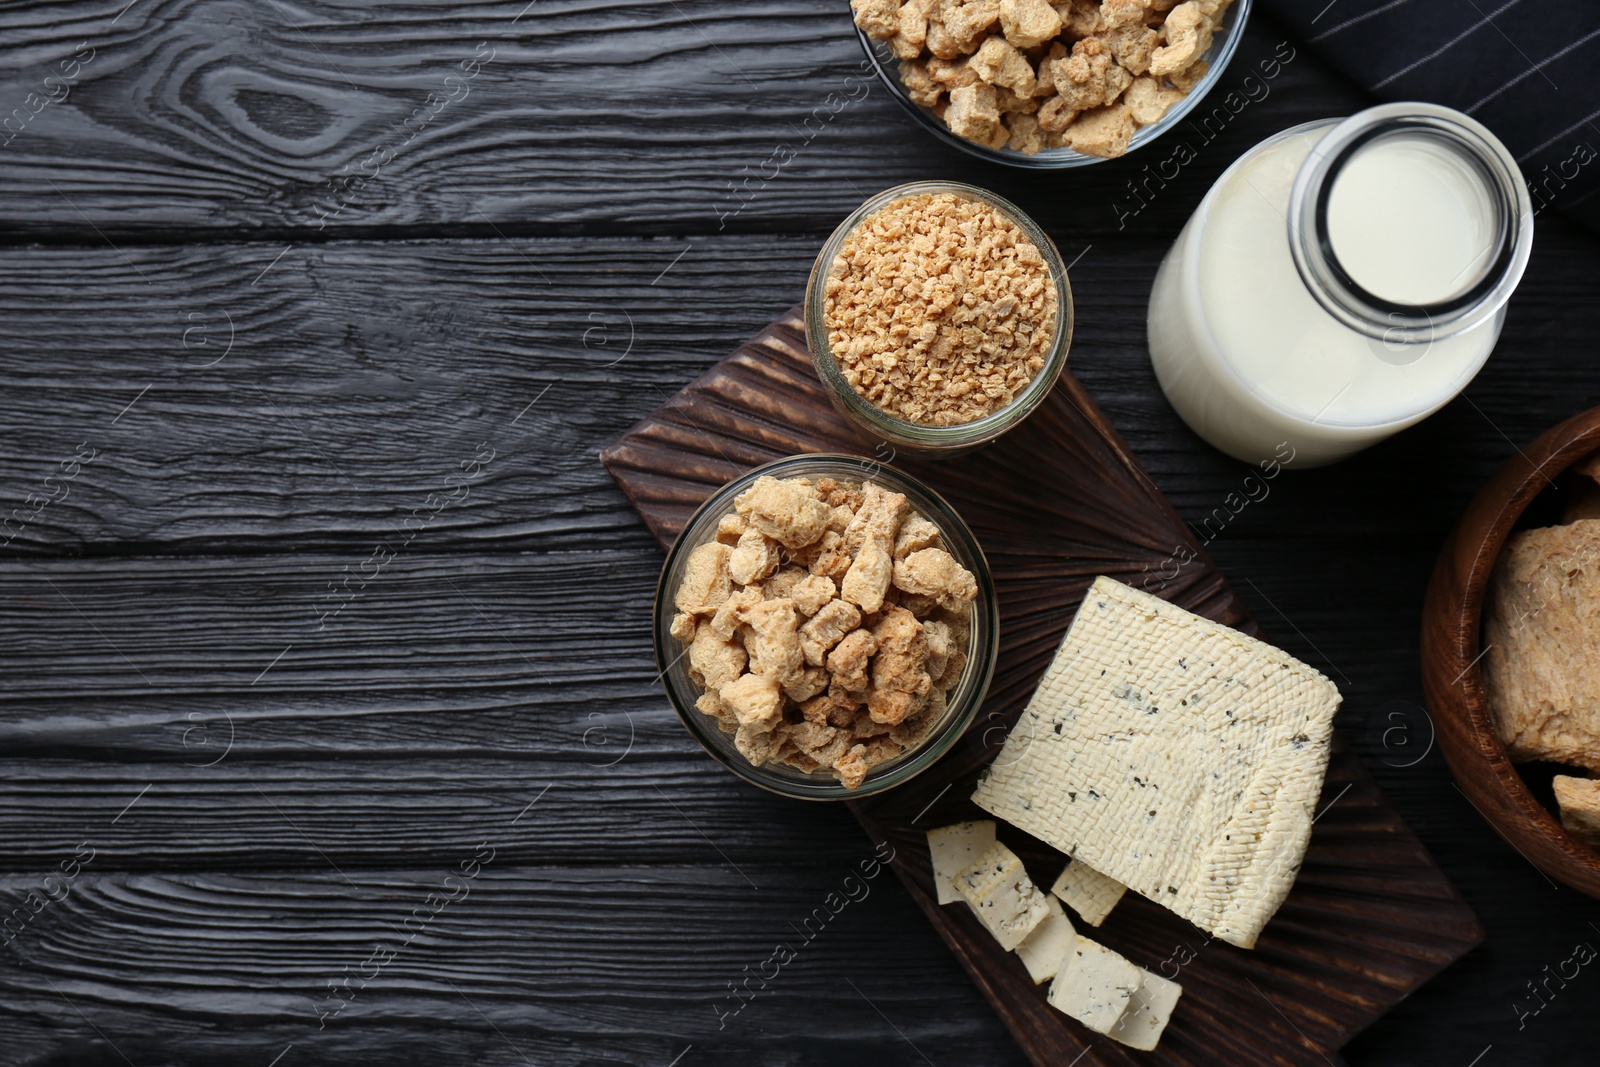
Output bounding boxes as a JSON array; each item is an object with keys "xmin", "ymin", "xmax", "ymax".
[{"xmin": 822, "ymin": 191, "xmax": 1059, "ymax": 427}]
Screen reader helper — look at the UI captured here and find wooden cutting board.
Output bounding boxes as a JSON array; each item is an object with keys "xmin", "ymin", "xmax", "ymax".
[{"xmin": 601, "ymin": 307, "xmax": 1483, "ymax": 1067}]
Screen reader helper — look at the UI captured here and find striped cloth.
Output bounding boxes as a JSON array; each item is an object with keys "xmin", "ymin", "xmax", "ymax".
[{"xmin": 1262, "ymin": 0, "xmax": 1600, "ymax": 232}]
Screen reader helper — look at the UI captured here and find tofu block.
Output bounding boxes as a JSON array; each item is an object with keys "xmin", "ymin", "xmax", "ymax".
[
  {"xmin": 1048, "ymin": 934, "xmax": 1141, "ymax": 1034},
  {"xmin": 1014, "ymin": 896, "xmax": 1076, "ymax": 984},
  {"xmin": 1109, "ymin": 968, "xmax": 1184, "ymax": 1051},
  {"xmin": 1050, "ymin": 860, "xmax": 1127, "ymax": 927},
  {"xmin": 972, "ymin": 576, "xmax": 1342, "ymax": 949},
  {"xmin": 1554, "ymin": 775, "xmax": 1600, "ymax": 850},
  {"xmin": 926, "ymin": 820, "xmax": 997, "ymax": 905},
  {"xmin": 954, "ymin": 842, "xmax": 1051, "ymax": 951}
]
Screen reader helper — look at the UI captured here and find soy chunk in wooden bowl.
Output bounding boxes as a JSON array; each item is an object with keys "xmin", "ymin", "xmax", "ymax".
[{"xmin": 1423, "ymin": 405, "xmax": 1600, "ymax": 897}]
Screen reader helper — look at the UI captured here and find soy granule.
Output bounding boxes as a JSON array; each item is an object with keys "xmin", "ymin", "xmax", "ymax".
[{"xmin": 823, "ymin": 192, "xmax": 1058, "ymax": 426}]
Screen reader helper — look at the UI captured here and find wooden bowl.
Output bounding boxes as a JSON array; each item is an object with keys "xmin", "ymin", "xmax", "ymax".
[{"xmin": 1423, "ymin": 405, "xmax": 1600, "ymax": 898}]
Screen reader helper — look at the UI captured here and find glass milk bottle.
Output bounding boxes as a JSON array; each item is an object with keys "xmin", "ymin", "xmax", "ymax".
[{"xmin": 1147, "ymin": 103, "xmax": 1533, "ymax": 467}]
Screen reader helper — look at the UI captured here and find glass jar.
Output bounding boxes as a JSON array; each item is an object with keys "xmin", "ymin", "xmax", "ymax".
[
  {"xmin": 653, "ymin": 454, "xmax": 999, "ymax": 801},
  {"xmin": 805, "ymin": 181, "xmax": 1074, "ymax": 458},
  {"xmin": 1147, "ymin": 103, "xmax": 1534, "ymax": 467}
]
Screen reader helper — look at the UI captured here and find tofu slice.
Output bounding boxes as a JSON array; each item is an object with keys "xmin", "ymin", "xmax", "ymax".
[
  {"xmin": 1048, "ymin": 934, "xmax": 1142, "ymax": 1035},
  {"xmin": 973, "ymin": 576, "xmax": 1342, "ymax": 949},
  {"xmin": 1051, "ymin": 859, "xmax": 1127, "ymax": 927},
  {"xmin": 1109, "ymin": 968, "xmax": 1184, "ymax": 1051},
  {"xmin": 954, "ymin": 841, "xmax": 1051, "ymax": 951},
  {"xmin": 1014, "ymin": 895, "xmax": 1076, "ymax": 984},
  {"xmin": 926, "ymin": 820, "xmax": 997, "ymax": 905}
]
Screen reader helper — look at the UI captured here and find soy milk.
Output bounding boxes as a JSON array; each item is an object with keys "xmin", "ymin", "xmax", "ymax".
[{"xmin": 1148, "ymin": 105, "xmax": 1533, "ymax": 466}]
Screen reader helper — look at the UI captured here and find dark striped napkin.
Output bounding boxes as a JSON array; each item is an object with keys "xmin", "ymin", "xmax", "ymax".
[{"xmin": 1262, "ymin": 0, "xmax": 1600, "ymax": 233}]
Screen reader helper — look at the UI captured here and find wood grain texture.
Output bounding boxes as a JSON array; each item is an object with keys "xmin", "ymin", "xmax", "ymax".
[
  {"xmin": 0, "ymin": 550, "xmax": 660, "ymax": 711},
  {"xmin": 0, "ymin": 2, "xmax": 1343, "ymax": 239},
  {"xmin": 0, "ymin": 757, "xmax": 872, "ymax": 871},
  {"xmin": 4, "ymin": 3, "xmax": 1600, "ymax": 1062},
  {"xmin": 0, "ymin": 864, "xmax": 1018, "ymax": 1066},
  {"xmin": 0, "ymin": 235, "xmax": 814, "ymax": 556},
  {"xmin": 602, "ymin": 307, "xmax": 1484, "ymax": 1066},
  {"xmin": 0, "ymin": 220, "xmax": 1595, "ymax": 557},
  {"xmin": 1423, "ymin": 405, "xmax": 1600, "ymax": 898}
]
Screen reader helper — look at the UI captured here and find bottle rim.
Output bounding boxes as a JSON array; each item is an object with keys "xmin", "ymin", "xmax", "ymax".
[{"xmin": 1286, "ymin": 102, "xmax": 1534, "ymax": 345}]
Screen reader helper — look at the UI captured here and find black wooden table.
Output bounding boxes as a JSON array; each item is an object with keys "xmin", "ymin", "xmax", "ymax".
[{"xmin": 1, "ymin": 4, "xmax": 1597, "ymax": 1065}]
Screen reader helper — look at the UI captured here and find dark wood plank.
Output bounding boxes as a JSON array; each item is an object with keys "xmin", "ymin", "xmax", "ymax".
[
  {"xmin": 0, "ymin": 550, "xmax": 663, "ymax": 719},
  {"xmin": 0, "ymin": 2, "xmax": 1347, "ymax": 239},
  {"xmin": 1, "ymin": 219, "xmax": 1595, "ymax": 557},
  {"xmin": 601, "ymin": 308, "xmax": 1482, "ymax": 1066},
  {"xmin": 0, "ymin": 863, "xmax": 1023, "ymax": 1066},
  {"xmin": 0, "ymin": 855, "xmax": 1585, "ymax": 1067},
  {"xmin": 0, "ymin": 756, "xmax": 872, "ymax": 871},
  {"xmin": 0, "ymin": 234, "xmax": 810, "ymax": 555}
]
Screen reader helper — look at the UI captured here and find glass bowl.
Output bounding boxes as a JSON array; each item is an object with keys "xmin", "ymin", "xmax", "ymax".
[
  {"xmin": 855, "ymin": 0, "xmax": 1254, "ymax": 168},
  {"xmin": 653, "ymin": 453, "xmax": 1000, "ymax": 800},
  {"xmin": 804, "ymin": 181, "xmax": 1074, "ymax": 457}
]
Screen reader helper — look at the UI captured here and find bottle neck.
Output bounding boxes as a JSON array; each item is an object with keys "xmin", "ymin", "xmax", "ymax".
[{"xmin": 1286, "ymin": 103, "xmax": 1533, "ymax": 345}]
